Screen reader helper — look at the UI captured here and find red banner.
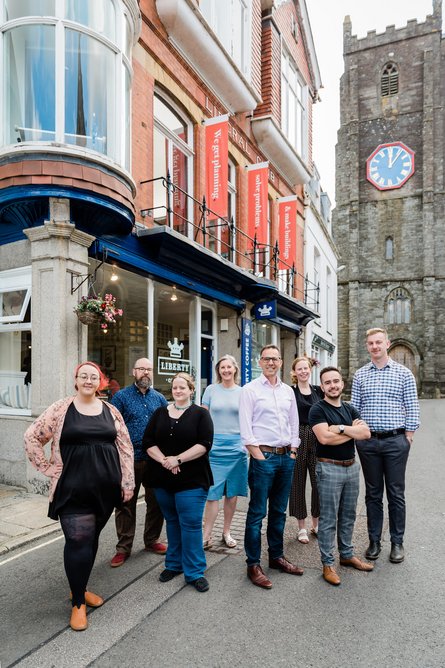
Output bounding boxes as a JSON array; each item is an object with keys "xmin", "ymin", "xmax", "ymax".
[
  {"xmin": 205, "ymin": 115, "xmax": 228, "ymax": 220},
  {"xmin": 278, "ymin": 196, "xmax": 297, "ymax": 269},
  {"xmin": 247, "ymin": 162, "xmax": 269, "ymax": 245}
]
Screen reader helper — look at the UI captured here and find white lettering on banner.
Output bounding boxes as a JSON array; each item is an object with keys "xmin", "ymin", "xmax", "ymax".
[
  {"xmin": 158, "ymin": 357, "xmax": 191, "ymax": 376},
  {"xmin": 254, "ymin": 174, "xmax": 262, "ymax": 229},
  {"xmin": 283, "ymin": 205, "xmax": 291, "ymax": 260},
  {"xmin": 211, "ymin": 129, "xmax": 222, "ymax": 200}
]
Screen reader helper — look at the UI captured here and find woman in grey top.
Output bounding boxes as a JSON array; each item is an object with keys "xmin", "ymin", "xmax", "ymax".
[{"xmin": 201, "ymin": 355, "xmax": 248, "ymax": 549}]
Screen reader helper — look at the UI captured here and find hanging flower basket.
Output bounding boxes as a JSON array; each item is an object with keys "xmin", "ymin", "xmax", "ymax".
[{"xmin": 74, "ymin": 293, "xmax": 123, "ymax": 330}]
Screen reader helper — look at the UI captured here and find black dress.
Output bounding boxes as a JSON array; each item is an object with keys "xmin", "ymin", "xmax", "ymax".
[{"xmin": 48, "ymin": 402, "xmax": 122, "ymax": 520}]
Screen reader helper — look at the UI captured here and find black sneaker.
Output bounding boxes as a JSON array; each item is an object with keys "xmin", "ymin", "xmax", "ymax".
[
  {"xmin": 159, "ymin": 569, "xmax": 182, "ymax": 582},
  {"xmin": 190, "ymin": 577, "xmax": 209, "ymax": 592}
]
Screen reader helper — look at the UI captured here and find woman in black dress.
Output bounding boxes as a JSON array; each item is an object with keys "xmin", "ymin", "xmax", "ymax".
[
  {"xmin": 25, "ymin": 362, "xmax": 134, "ymax": 631},
  {"xmin": 143, "ymin": 372, "xmax": 213, "ymax": 593},
  {"xmin": 288, "ymin": 357, "xmax": 323, "ymax": 543}
]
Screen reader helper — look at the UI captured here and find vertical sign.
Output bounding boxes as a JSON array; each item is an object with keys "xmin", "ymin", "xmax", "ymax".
[
  {"xmin": 172, "ymin": 131, "xmax": 187, "ymax": 231},
  {"xmin": 205, "ymin": 115, "xmax": 229, "ymax": 220},
  {"xmin": 247, "ymin": 162, "xmax": 269, "ymax": 244},
  {"xmin": 278, "ymin": 196, "xmax": 297, "ymax": 269},
  {"xmin": 241, "ymin": 317, "xmax": 252, "ymax": 386}
]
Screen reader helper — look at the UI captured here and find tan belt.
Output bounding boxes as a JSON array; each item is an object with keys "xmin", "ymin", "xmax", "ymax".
[
  {"xmin": 259, "ymin": 445, "xmax": 290, "ymax": 455},
  {"xmin": 317, "ymin": 457, "xmax": 356, "ymax": 467}
]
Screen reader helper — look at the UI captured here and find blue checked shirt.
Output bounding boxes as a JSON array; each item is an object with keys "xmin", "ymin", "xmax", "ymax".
[
  {"xmin": 351, "ymin": 358, "xmax": 420, "ymax": 432},
  {"xmin": 111, "ymin": 384, "xmax": 167, "ymax": 461}
]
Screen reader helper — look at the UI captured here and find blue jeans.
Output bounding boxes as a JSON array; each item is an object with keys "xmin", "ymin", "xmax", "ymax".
[
  {"xmin": 316, "ymin": 461, "xmax": 360, "ymax": 566},
  {"xmin": 244, "ymin": 452, "xmax": 295, "ymax": 566},
  {"xmin": 154, "ymin": 487, "xmax": 208, "ymax": 582},
  {"xmin": 356, "ymin": 434, "xmax": 410, "ymax": 544}
]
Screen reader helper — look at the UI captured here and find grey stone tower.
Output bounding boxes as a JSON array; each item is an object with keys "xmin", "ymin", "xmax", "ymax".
[{"xmin": 334, "ymin": 1, "xmax": 444, "ymax": 397}]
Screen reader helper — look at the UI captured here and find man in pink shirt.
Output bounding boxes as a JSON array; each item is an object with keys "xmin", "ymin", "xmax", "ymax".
[{"xmin": 239, "ymin": 345, "xmax": 303, "ymax": 589}]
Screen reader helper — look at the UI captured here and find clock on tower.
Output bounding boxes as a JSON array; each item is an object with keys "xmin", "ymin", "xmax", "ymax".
[{"xmin": 366, "ymin": 141, "xmax": 415, "ymax": 191}]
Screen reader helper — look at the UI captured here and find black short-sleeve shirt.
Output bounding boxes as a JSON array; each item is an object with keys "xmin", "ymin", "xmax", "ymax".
[{"xmin": 309, "ymin": 400, "xmax": 361, "ymax": 461}]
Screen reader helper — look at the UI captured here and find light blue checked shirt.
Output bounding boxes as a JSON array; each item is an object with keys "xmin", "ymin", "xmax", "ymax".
[{"xmin": 351, "ymin": 358, "xmax": 420, "ymax": 432}]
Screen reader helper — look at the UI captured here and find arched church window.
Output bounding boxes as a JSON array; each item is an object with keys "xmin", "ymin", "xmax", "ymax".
[
  {"xmin": 385, "ymin": 236, "xmax": 394, "ymax": 260},
  {"xmin": 381, "ymin": 63, "xmax": 399, "ymax": 96},
  {"xmin": 386, "ymin": 287, "xmax": 411, "ymax": 324}
]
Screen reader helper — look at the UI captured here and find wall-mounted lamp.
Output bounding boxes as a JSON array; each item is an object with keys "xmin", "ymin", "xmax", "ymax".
[{"xmin": 110, "ymin": 266, "xmax": 119, "ymax": 282}]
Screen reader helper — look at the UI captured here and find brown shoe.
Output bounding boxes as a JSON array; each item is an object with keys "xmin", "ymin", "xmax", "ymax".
[
  {"xmin": 269, "ymin": 556, "xmax": 304, "ymax": 575},
  {"xmin": 247, "ymin": 564, "xmax": 273, "ymax": 589},
  {"xmin": 340, "ymin": 556, "xmax": 374, "ymax": 571},
  {"xmin": 70, "ymin": 604, "xmax": 88, "ymax": 631},
  {"xmin": 70, "ymin": 591, "xmax": 104, "ymax": 608},
  {"xmin": 323, "ymin": 565, "xmax": 341, "ymax": 586}
]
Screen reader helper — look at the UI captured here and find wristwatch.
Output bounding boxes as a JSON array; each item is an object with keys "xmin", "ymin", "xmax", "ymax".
[
  {"xmin": 290, "ymin": 450, "xmax": 297, "ymax": 457},
  {"xmin": 338, "ymin": 425, "xmax": 345, "ymax": 434},
  {"xmin": 177, "ymin": 457, "xmax": 182, "ymax": 465}
]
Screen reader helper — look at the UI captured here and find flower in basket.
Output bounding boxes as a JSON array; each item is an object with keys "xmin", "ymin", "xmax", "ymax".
[
  {"xmin": 307, "ymin": 356, "xmax": 320, "ymax": 367},
  {"xmin": 74, "ymin": 293, "xmax": 123, "ymax": 329}
]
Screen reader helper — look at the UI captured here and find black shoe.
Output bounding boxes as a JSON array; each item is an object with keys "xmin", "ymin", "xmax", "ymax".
[
  {"xmin": 389, "ymin": 543, "xmax": 404, "ymax": 563},
  {"xmin": 159, "ymin": 569, "xmax": 182, "ymax": 582},
  {"xmin": 189, "ymin": 576, "xmax": 209, "ymax": 592},
  {"xmin": 365, "ymin": 541, "xmax": 382, "ymax": 560}
]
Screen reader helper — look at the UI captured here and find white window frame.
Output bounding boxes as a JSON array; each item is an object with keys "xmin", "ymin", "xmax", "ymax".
[
  {"xmin": 199, "ymin": 0, "xmax": 251, "ymax": 78},
  {"xmin": 281, "ymin": 47, "xmax": 308, "ymax": 160}
]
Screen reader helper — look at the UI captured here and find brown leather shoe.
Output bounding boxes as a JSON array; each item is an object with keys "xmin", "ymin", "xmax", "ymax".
[
  {"xmin": 269, "ymin": 556, "xmax": 304, "ymax": 575},
  {"xmin": 70, "ymin": 590, "xmax": 104, "ymax": 608},
  {"xmin": 70, "ymin": 604, "xmax": 88, "ymax": 631},
  {"xmin": 247, "ymin": 564, "xmax": 273, "ymax": 589},
  {"xmin": 340, "ymin": 556, "xmax": 374, "ymax": 571},
  {"xmin": 323, "ymin": 565, "xmax": 341, "ymax": 586}
]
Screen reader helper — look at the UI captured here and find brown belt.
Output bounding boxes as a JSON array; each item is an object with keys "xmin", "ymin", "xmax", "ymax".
[
  {"xmin": 317, "ymin": 457, "xmax": 356, "ymax": 467},
  {"xmin": 259, "ymin": 445, "xmax": 290, "ymax": 455}
]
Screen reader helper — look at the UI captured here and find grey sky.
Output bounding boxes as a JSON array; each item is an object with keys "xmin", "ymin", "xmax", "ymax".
[{"xmin": 308, "ymin": 0, "xmax": 435, "ymax": 205}]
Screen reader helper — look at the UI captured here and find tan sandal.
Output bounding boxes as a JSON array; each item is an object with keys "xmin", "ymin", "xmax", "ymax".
[
  {"xmin": 297, "ymin": 528, "xmax": 309, "ymax": 544},
  {"xmin": 222, "ymin": 533, "xmax": 237, "ymax": 548}
]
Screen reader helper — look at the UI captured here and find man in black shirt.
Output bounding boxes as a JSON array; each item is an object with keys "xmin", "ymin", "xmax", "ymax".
[{"xmin": 309, "ymin": 367, "xmax": 373, "ymax": 586}]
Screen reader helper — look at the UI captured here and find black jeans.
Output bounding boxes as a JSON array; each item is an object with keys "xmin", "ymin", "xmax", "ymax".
[{"xmin": 356, "ymin": 433, "xmax": 410, "ymax": 544}]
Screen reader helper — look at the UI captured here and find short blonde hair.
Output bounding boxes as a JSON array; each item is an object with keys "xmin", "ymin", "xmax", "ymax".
[
  {"xmin": 215, "ymin": 354, "xmax": 239, "ymax": 383},
  {"xmin": 172, "ymin": 372, "xmax": 195, "ymax": 393},
  {"xmin": 366, "ymin": 327, "xmax": 388, "ymax": 339},
  {"xmin": 290, "ymin": 356, "xmax": 313, "ymax": 384}
]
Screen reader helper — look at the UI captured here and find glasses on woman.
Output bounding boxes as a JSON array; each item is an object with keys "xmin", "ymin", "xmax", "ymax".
[{"xmin": 77, "ymin": 374, "xmax": 100, "ymax": 382}]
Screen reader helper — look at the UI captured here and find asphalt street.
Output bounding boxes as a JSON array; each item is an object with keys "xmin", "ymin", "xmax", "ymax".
[{"xmin": 0, "ymin": 400, "xmax": 444, "ymax": 668}]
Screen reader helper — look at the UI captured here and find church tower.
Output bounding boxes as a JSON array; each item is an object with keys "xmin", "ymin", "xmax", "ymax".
[{"xmin": 334, "ymin": 1, "xmax": 444, "ymax": 396}]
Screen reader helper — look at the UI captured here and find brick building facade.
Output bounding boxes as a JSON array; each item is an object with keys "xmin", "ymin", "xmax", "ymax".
[{"xmin": 334, "ymin": 0, "xmax": 444, "ymax": 397}]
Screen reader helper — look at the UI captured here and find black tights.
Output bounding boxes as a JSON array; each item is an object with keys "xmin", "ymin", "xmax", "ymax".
[{"xmin": 60, "ymin": 512, "xmax": 109, "ymax": 608}]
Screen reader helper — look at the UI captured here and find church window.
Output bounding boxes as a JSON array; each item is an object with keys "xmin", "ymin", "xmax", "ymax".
[
  {"xmin": 385, "ymin": 237, "xmax": 394, "ymax": 260},
  {"xmin": 386, "ymin": 287, "xmax": 411, "ymax": 325},
  {"xmin": 381, "ymin": 63, "xmax": 399, "ymax": 96}
]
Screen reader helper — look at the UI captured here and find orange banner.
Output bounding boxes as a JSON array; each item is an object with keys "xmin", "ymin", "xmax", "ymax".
[
  {"xmin": 278, "ymin": 196, "xmax": 297, "ymax": 269},
  {"xmin": 247, "ymin": 162, "xmax": 269, "ymax": 245},
  {"xmin": 205, "ymin": 116, "xmax": 228, "ymax": 220}
]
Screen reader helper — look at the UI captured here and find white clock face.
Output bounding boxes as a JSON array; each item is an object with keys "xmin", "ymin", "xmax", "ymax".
[{"xmin": 366, "ymin": 142, "xmax": 415, "ymax": 190}]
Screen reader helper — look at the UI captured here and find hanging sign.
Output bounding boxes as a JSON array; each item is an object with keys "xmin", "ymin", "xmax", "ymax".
[
  {"xmin": 205, "ymin": 115, "xmax": 229, "ymax": 220},
  {"xmin": 241, "ymin": 318, "xmax": 253, "ymax": 385},
  {"xmin": 278, "ymin": 196, "xmax": 297, "ymax": 269},
  {"xmin": 247, "ymin": 162, "xmax": 269, "ymax": 245}
]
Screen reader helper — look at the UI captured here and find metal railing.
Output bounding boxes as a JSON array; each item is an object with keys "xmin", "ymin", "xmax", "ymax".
[{"xmin": 140, "ymin": 173, "xmax": 319, "ymax": 310}]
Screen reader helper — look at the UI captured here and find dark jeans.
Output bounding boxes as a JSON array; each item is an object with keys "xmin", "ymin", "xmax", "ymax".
[
  {"xmin": 356, "ymin": 434, "xmax": 410, "ymax": 544},
  {"xmin": 244, "ymin": 451, "xmax": 295, "ymax": 566},
  {"xmin": 114, "ymin": 460, "xmax": 164, "ymax": 554}
]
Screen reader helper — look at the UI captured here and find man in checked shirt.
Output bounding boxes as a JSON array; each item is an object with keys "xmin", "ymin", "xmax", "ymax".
[{"xmin": 351, "ymin": 328, "xmax": 420, "ymax": 564}]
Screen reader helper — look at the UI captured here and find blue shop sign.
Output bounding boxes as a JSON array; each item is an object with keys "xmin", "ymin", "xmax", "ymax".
[
  {"xmin": 253, "ymin": 299, "xmax": 277, "ymax": 320},
  {"xmin": 241, "ymin": 317, "xmax": 252, "ymax": 385}
]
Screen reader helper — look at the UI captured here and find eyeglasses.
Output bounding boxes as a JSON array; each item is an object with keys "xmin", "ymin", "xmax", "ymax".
[
  {"xmin": 260, "ymin": 357, "xmax": 281, "ymax": 363},
  {"xmin": 77, "ymin": 374, "xmax": 100, "ymax": 382},
  {"xmin": 134, "ymin": 367, "xmax": 153, "ymax": 373}
]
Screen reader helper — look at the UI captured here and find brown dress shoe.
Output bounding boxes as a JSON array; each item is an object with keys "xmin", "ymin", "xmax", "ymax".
[
  {"xmin": 70, "ymin": 591, "xmax": 104, "ymax": 608},
  {"xmin": 323, "ymin": 565, "xmax": 341, "ymax": 586},
  {"xmin": 340, "ymin": 556, "xmax": 374, "ymax": 571},
  {"xmin": 269, "ymin": 556, "xmax": 304, "ymax": 575},
  {"xmin": 70, "ymin": 604, "xmax": 88, "ymax": 631},
  {"xmin": 247, "ymin": 564, "xmax": 273, "ymax": 589}
]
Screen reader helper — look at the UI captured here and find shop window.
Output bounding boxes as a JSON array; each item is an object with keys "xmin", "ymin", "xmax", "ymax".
[
  {"xmin": 0, "ymin": 266, "xmax": 32, "ymax": 414},
  {"xmin": 385, "ymin": 287, "xmax": 411, "ymax": 325},
  {"xmin": 281, "ymin": 48, "xmax": 308, "ymax": 160},
  {"xmin": 381, "ymin": 63, "xmax": 399, "ymax": 97},
  {"xmin": 153, "ymin": 94, "xmax": 194, "ymax": 237},
  {"xmin": 251, "ymin": 321, "xmax": 278, "ymax": 380},
  {"xmin": 2, "ymin": 2, "xmax": 133, "ymax": 169}
]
